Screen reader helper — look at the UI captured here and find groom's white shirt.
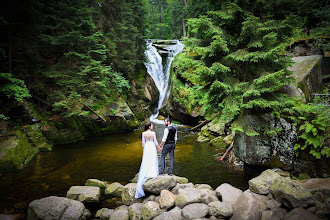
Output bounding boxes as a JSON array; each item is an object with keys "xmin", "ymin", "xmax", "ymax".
[{"xmin": 161, "ymin": 126, "xmax": 178, "ymax": 143}]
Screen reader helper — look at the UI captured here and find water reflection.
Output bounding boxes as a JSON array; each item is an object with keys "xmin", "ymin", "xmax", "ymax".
[{"xmin": 0, "ymin": 124, "xmax": 249, "ymax": 214}]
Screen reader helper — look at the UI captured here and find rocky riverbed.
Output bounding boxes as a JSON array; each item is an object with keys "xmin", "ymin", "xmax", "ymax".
[{"xmin": 1, "ymin": 169, "xmax": 329, "ymax": 220}]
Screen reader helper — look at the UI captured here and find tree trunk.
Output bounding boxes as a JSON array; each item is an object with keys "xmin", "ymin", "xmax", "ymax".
[
  {"xmin": 159, "ymin": 4, "xmax": 162, "ymax": 39},
  {"xmin": 182, "ymin": 0, "xmax": 187, "ymax": 37}
]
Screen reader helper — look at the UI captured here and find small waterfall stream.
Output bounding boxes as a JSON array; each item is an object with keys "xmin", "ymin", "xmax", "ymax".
[{"xmin": 144, "ymin": 39, "xmax": 184, "ymax": 124}]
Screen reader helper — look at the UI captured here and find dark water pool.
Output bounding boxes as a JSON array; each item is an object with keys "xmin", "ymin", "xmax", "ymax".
[{"xmin": 0, "ymin": 124, "xmax": 251, "ymax": 215}]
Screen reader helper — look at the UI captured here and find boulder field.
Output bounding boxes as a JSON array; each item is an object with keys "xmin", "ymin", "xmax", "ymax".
[{"xmin": 3, "ymin": 169, "xmax": 328, "ymax": 220}]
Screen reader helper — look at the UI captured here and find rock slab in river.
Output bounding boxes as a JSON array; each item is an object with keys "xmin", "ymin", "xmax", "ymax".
[
  {"xmin": 249, "ymin": 169, "xmax": 282, "ymax": 195},
  {"xmin": 270, "ymin": 177, "xmax": 316, "ymax": 209},
  {"xmin": 66, "ymin": 186, "xmax": 100, "ymax": 204},
  {"xmin": 215, "ymin": 183, "xmax": 242, "ymax": 205},
  {"xmin": 143, "ymin": 175, "xmax": 177, "ymax": 194},
  {"xmin": 27, "ymin": 196, "xmax": 89, "ymax": 220}
]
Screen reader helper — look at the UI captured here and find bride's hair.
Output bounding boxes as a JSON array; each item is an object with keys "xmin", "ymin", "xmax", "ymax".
[{"xmin": 144, "ymin": 122, "xmax": 152, "ymax": 131}]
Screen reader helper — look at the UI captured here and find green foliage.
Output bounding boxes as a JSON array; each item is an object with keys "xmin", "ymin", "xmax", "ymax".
[
  {"xmin": 0, "ymin": 73, "xmax": 31, "ymax": 102},
  {"xmin": 283, "ymin": 103, "xmax": 330, "ymax": 159}
]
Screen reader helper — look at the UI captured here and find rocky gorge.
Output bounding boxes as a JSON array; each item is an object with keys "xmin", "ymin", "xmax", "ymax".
[{"xmin": 1, "ymin": 169, "xmax": 329, "ymax": 220}]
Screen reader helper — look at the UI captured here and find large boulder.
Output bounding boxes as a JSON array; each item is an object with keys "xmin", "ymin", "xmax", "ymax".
[
  {"xmin": 141, "ymin": 201, "xmax": 164, "ymax": 220},
  {"xmin": 85, "ymin": 179, "xmax": 107, "ymax": 188},
  {"xmin": 122, "ymin": 183, "xmax": 139, "ymax": 205},
  {"xmin": 284, "ymin": 208, "xmax": 319, "ymax": 220},
  {"xmin": 175, "ymin": 187, "xmax": 203, "ymax": 208},
  {"xmin": 249, "ymin": 169, "xmax": 282, "ymax": 195},
  {"xmin": 181, "ymin": 203, "xmax": 209, "ymax": 219},
  {"xmin": 95, "ymin": 208, "xmax": 114, "ymax": 220},
  {"xmin": 287, "ymin": 55, "xmax": 323, "ymax": 101},
  {"xmin": 128, "ymin": 203, "xmax": 143, "ymax": 220},
  {"xmin": 295, "ymin": 178, "xmax": 330, "ymax": 196},
  {"xmin": 66, "ymin": 186, "xmax": 100, "ymax": 204},
  {"xmin": 158, "ymin": 190, "xmax": 177, "ymax": 210},
  {"xmin": 143, "ymin": 175, "xmax": 177, "ymax": 194},
  {"xmin": 153, "ymin": 207, "xmax": 183, "ymax": 220},
  {"xmin": 109, "ymin": 209, "xmax": 129, "ymax": 220},
  {"xmin": 27, "ymin": 196, "xmax": 89, "ymax": 220},
  {"xmin": 173, "ymin": 175, "xmax": 189, "ymax": 184},
  {"xmin": 105, "ymin": 182, "xmax": 124, "ymax": 197},
  {"xmin": 231, "ymin": 193, "xmax": 266, "ymax": 220},
  {"xmin": 200, "ymin": 189, "xmax": 219, "ymax": 204},
  {"xmin": 208, "ymin": 201, "xmax": 233, "ymax": 218},
  {"xmin": 215, "ymin": 183, "xmax": 242, "ymax": 205},
  {"xmin": 233, "ymin": 114, "xmax": 296, "ymax": 170},
  {"xmin": 270, "ymin": 177, "xmax": 316, "ymax": 209}
]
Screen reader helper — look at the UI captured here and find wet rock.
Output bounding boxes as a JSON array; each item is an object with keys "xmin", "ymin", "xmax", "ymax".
[
  {"xmin": 175, "ymin": 187, "xmax": 203, "ymax": 208},
  {"xmin": 27, "ymin": 196, "xmax": 88, "ymax": 220},
  {"xmin": 128, "ymin": 203, "xmax": 143, "ymax": 220},
  {"xmin": 105, "ymin": 182, "xmax": 124, "ymax": 197},
  {"xmin": 66, "ymin": 186, "xmax": 100, "ymax": 204},
  {"xmin": 122, "ymin": 183, "xmax": 139, "ymax": 205},
  {"xmin": 270, "ymin": 177, "xmax": 316, "ymax": 209},
  {"xmin": 208, "ymin": 201, "xmax": 233, "ymax": 218},
  {"xmin": 143, "ymin": 175, "xmax": 177, "ymax": 194},
  {"xmin": 200, "ymin": 189, "xmax": 219, "ymax": 204},
  {"xmin": 171, "ymin": 183, "xmax": 194, "ymax": 195},
  {"xmin": 95, "ymin": 208, "xmax": 114, "ymax": 220},
  {"xmin": 181, "ymin": 203, "xmax": 209, "ymax": 219},
  {"xmin": 85, "ymin": 179, "xmax": 107, "ymax": 188},
  {"xmin": 249, "ymin": 169, "xmax": 282, "ymax": 195},
  {"xmin": 284, "ymin": 208, "xmax": 318, "ymax": 220},
  {"xmin": 0, "ymin": 214, "xmax": 14, "ymax": 220},
  {"xmin": 141, "ymin": 201, "xmax": 163, "ymax": 220},
  {"xmin": 215, "ymin": 183, "xmax": 243, "ymax": 205},
  {"xmin": 154, "ymin": 207, "xmax": 183, "ymax": 220},
  {"xmin": 210, "ymin": 136, "xmax": 226, "ymax": 148},
  {"xmin": 231, "ymin": 192, "xmax": 266, "ymax": 220},
  {"xmin": 158, "ymin": 190, "xmax": 176, "ymax": 210},
  {"xmin": 109, "ymin": 209, "xmax": 129, "ymax": 220},
  {"xmin": 195, "ymin": 184, "xmax": 213, "ymax": 190}
]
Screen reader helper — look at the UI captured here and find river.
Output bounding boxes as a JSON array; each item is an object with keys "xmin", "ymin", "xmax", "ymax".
[{"xmin": 0, "ymin": 123, "xmax": 251, "ymax": 215}]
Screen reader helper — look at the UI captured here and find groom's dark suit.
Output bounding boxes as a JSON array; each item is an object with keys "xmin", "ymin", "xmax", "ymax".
[{"xmin": 160, "ymin": 125, "xmax": 177, "ymax": 175}]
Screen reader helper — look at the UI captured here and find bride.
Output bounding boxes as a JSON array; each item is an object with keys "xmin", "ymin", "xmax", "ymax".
[{"xmin": 135, "ymin": 122, "xmax": 159, "ymax": 198}]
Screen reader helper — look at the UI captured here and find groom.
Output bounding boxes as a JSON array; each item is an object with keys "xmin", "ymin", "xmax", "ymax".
[{"xmin": 158, "ymin": 117, "xmax": 177, "ymax": 176}]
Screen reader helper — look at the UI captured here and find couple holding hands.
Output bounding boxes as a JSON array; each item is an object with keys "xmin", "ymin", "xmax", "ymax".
[{"xmin": 135, "ymin": 117, "xmax": 177, "ymax": 199}]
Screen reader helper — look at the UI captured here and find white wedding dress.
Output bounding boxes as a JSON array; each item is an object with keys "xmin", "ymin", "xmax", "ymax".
[{"xmin": 135, "ymin": 131, "xmax": 159, "ymax": 198}]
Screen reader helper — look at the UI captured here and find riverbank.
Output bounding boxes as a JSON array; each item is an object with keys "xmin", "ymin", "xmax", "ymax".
[{"xmin": 1, "ymin": 169, "xmax": 329, "ymax": 220}]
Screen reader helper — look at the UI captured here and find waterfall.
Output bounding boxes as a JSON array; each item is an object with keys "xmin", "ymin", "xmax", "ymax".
[{"xmin": 144, "ymin": 39, "xmax": 185, "ymax": 124}]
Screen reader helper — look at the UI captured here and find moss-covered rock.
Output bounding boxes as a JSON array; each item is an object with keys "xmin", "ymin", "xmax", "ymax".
[
  {"xmin": 85, "ymin": 179, "xmax": 107, "ymax": 188},
  {"xmin": 105, "ymin": 182, "xmax": 124, "ymax": 197},
  {"xmin": 197, "ymin": 128, "xmax": 215, "ymax": 142},
  {"xmin": 23, "ymin": 125, "xmax": 52, "ymax": 152},
  {"xmin": 210, "ymin": 136, "xmax": 227, "ymax": 148}
]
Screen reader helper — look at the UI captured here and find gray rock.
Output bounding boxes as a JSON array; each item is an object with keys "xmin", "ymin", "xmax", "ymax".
[
  {"xmin": 196, "ymin": 184, "xmax": 213, "ymax": 190},
  {"xmin": 27, "ymin": 196, "xmax": 88, "ymax": 220},
  {"xmin": 105, "ymin": 182, "xmax": 124, "ymax": 197},
  {"xmin": 215, "ymin": 183, "xmax": 242, "ymax": 205},
  {"xmin": 0, "ymin": 214, "xmax": 14, "ymax": 220},
  {"xmin": 200, "ymin": 189, "xmax": 219, "ymax": 204},
  {"xmin": 231, "ymin": 193, "xmax": 266, "ymax": 220},
  {"xmin": 243, "ymin": 190, "xmax": 268, "ymax": 211},
  {"xmin": 128, "ymin": 203, "xmax": 143, "ymax": 220},
  {"xmin": 173, "ymin": 175, "xmax": 189, "ymax": 184},
  {"xmin": 233, "ymin": 114, "xmax": 296, "ymax": 170},
  {"xmin": 261, "ymin": 210, "xmax": 273, "ymax": 220},
  {"xmin": 159, "ymin": 190, "xmax": 176, "ymax": 210},
  {"xmin": 284, "ymin": 208, "xmax": 318, "ymax": 220},
  {"xmin": 66, "ymin": 186, "xmax": 100, "ymax": 204},
  {"xmin": 175, "ymin": 187, "xmax": 203, "ymax": 208},
  {"xmin": 154, "ymin": 207, "xmax": 183, "ymax": 220},
  {"xmin": 249, "ymin": 169, "xmax": 282, "ymax": 195},
  {"xmin": 182, "ymin": 203, "xmax": 209, "ymax": 219},
  {"xmin": 295, "ymin": 178, "xmax": 330, "ymax": 196},
  {"xmin": 122, "ymin": 183, "xmax": 139, "ymax": 205},
  {"xmin": 171, "ymin": 183, "xmax": 194, "ymax": 195},
  {"xmin": 266, "ymin": 199, "xmax": 281, "ymax": 210},
  {"xmin": 85, "ymin": 179, "xmax": 107, "ymax": 188},
  {"xmin": 143, "ymin": 175, "xmax": 177, "ymax": 194},
  {"xmin": 270, "ymin": 177, "xmax": 316, "ymax": 209},
  {"xmin": 95, "ymin": 208, "xmax": 114, "ymax": 220},
  {"xmin": 141, "ymin": 201, "xmax": 164, "ymax": 220},
  {"xmin": 143, "ymin": 195, "xmax": 156, "ymax": 203},
  {"xmin": 110, "ymin": 209, "xmax": 129, "ymax": 220},
  {"xmin": 115, "ymin": 205, "xmax": 129, "ymax": 210},
  {"xmin": 208, "ymin": 201, "xmax": 233, "ymax": 218}
]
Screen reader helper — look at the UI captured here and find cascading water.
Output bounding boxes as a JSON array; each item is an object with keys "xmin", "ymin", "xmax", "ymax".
[{"xmin": 144, "ymin": 39, "xmax": 185, "ymax": 124}]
